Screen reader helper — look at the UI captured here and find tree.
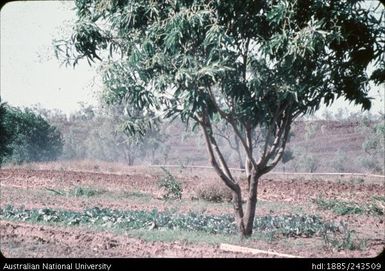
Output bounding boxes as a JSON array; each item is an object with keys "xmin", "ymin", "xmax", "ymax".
[
  {"xmin": 51, "ymin": 102, "xmax": 167, "ymax": 165},
  {"xmin": 0, "ymin": 100, "xmax": 12, "ymax": 167},
  {"xmin": 2, "ymin": 105, "xmax": 63, "ymax": 164},
  {"xmin": 357, "ymin": 114, "xmax": 385, "ymax": 174},
  {"xmin": 56, "ymin": 0, "xmax": 384, "ymax": 237}
]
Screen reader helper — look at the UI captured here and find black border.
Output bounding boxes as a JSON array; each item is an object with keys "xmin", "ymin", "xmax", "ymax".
[
  {"xmin": 0, "ymin": 1, "xmax": 384, "ymax": 270},
  {"xmin": 1, "ymin": 250, "xmax": 384, "ymax": 271}
]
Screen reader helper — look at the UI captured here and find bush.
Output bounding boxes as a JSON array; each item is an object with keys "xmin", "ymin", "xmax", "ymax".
[
  {"xmin": 158, "ymin": 167, "xmax": 183, "ymax": 200},
  {"xmin": 195, "ymin": 180, "xmax": 232, "ymax": 203},
  {"xmin": 359, "ymin": 155, "xmax": 383, "ymax": 174},
  {"xmin": 1, "ymin": 105, "xmax": 63, "ymax": 164},
  {"xmin": 290, "ymin": 147, "xmax": 319, "ymax": 173},
  {"xmin": 0, "ymin": 102, "xmax": 12, "ymax": 166},
  {"xmin": 323, "ymin": 228, "xmax": 366, "ymax": 251},
  {"xmin": 332, "ymin": 149, "xmax": 347, "ymax": 172}
]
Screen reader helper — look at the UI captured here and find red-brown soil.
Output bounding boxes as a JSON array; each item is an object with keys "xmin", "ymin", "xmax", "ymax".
[{"xmin": 1, "ymin": 167, "xmax": 384, "ymax": 258}]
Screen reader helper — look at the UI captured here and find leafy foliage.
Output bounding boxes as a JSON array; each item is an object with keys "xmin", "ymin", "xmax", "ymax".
[
  {"xmin": 41, "ymin": 104, "xmax": 170, "ymax": 165},
  {"xmin": 56, "ymin": 0, "xmax": 384, "ymax": 117},
  {"xmin": 314, "ymin": 198, "xmax": 384, "ymax": 216},
  {"xmin": 323, "ymin": 229, "xmax": 367, "ymax": 251},
  {"xmin": 1, "ymin": 105, "xmax": 63, "ymax": 164},
  {"xmin": 1, "ymin": 205, "xmax": 347, "ymax": 238},
  {"xmin": 0, "ymin": 101, "xmax": 12, "ymax": 166},
  {"xmin": 331, "ymin": 149, "xmax": 348, "ymax": 172},
  {"xmin": 158, "ymin": 167, "xmax": 183, "ymax": 200},
  {"xmin": 56, "ymin": 0, "xmax": 384, "ymax": 236},
  {"xmin": 346, "ymin": 114, "xmax": 385, "ymax": 174}
]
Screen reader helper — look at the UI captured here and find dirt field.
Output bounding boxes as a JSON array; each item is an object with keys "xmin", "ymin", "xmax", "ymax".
[{"xmin": 0, "ymin": 164, "xmax": 384, "ymax": 258}]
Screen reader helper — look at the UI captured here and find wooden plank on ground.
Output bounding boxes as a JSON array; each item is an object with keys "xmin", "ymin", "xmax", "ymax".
[{"xmin": 220, "ymin": 243, "xmax": 302, "ymax": 258}]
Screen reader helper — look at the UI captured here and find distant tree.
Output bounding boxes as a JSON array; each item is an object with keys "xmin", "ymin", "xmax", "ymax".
[
  {"xmin": 304, "ymin": 122, "xmax": 321, "ymax": 141},
  {"xmin": 57, "ymin": 0, "xmax": 384, "ymax": 237},
  {"xmin": 53, "ymin": 103, "xmax": 168, "ymax": 165},
  {"xmin": 0, "ymin": 100, "xmax": 12, "ymax": 167},
  {"xmin": 2, "ymin": 105, "xmax": 63, "ymax": 164},
  {"xmin": 332, "ymin": 149, "xmax": 348, "ymax": 172},
  {"xmin": 102, "ymin": 102, "xmax": 168, "ymax": 165},
  {"xmin": 291, "ymin": 146, "xmax": 319, "ymax": 173},
  {"xmin": 358, "ymin": 115, "xmax": 384, "ymax": 174},
  {"xmin": 281, "ymin": 147, "xmax": 294, "ymax": 172}
]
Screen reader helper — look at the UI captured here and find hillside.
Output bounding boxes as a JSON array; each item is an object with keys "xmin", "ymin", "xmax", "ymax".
[{"xmin": 161, "ymin": 119, "xmax": 383, "ymax": 174}]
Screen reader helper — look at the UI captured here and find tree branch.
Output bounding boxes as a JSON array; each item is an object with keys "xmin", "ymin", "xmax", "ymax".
[
  {"xmin": 206, "ymin": 87, "xmax": 258, "ymax": 171},
  {"xmin": 261, "ymin": 113, "xmax": 292, "ymax": 174},
  {"xmin": 199, "ymin": 117, "xmax": 239, "ymax": 191},
  {"xmin": 205, "ymin": 115, "xmax": 235, "ymax": 183},
  {"xmin": 258, "ymin": 102, "xmax": 289, "ymax": 164}
]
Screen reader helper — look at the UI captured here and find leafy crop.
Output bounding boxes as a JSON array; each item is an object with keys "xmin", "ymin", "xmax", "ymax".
[
  {"xmin": 314, "ymin": 198, "xmax": 384, "ymax": 216},
  {"xmin": 254, "ymin": 215, "xmax": 340, "ymax": 238},
  {"xmin": 1, "ymin": 205, "xmax": 346, "ymax": 238}
]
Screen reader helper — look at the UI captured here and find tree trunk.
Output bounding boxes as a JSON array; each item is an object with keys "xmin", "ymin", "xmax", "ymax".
[
  {"xmin": 245, "ymin": 158, "xmax": 252, "ymax": 191},
  {"xmin": 238, "ymin": 153, "xmax": 245, "ymax": 170},
  {"xmin": 231, "ymin": 186, "xmax": 247, "ymax": 237},
  {"xmin": 127, "ymin": 154, "xmax": 134, "ymax": 166},
  {"xmin": 233, "ymin": 134, "xmax": 244, "ymax": 169},
  {"xmin": 243, "ymin": 170, "xmax": 260, "ymax": 236}
]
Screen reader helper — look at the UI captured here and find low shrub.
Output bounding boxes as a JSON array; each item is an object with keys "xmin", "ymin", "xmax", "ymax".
[
  {"xmin": 195, "ymin": 181, "xmax": 232, "ymax": 203},
  {"xmin": 158, "ymin": 167, "xmax": 183, "ymax": 200},
  {"xmin": 322, "ymin": 227, "xmax": 367, "ymax": 251}
]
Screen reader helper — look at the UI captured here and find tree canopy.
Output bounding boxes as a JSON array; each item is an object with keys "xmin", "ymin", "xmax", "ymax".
[
  {"xmin": 0, "ymin": 105, "xmax": 64, "ymax": 165},
  {"xmin": 0, "ymin": 101, "xmax": 12, "ymax": 166},
  {"xmin": 56, "ymin": 0, "xmax": 385, "ymax": 236}
]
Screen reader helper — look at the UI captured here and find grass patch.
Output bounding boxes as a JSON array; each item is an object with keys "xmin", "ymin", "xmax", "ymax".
[
  {"xmin": 314, "ymin": 198, "xmax": 365, "ymax": 215},
  {"xmin": 44, "ymin": 186, "xmax": 154, "ymax": 202},
  {"xmin": 314, "ymin": 198, "xmax": 384, "ymax": 216},
  {"xmin": 123, "ymin": 191, "xmax": 149, "ymax": 198},
  {"xmin": 44, "ymin": 188, "xmax": 65, "ymax": 196},
  {"xmin": 372, "ymin": 195, "xmax": 385, "ymax": 202},
  {"xmin": 70, "ymin": 186, "xmax": 105, "ymax": 197},
  {"xmin": 44, "ymin": 186, "xmax": 106, "ymax": 198}
]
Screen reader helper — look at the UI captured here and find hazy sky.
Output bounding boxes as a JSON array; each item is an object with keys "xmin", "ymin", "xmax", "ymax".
[
  {"xmin": 1, "ymin": 1, "xmax": 384, "ymax": 116},
  {"xmin": 1, "ymin": 1, "xmax": 100, "ymax": 114}
]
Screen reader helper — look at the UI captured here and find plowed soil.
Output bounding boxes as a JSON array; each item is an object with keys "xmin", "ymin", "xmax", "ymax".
[{"xmin": 1, "ymin": 167, "xmax": 384, "ymax": 258}]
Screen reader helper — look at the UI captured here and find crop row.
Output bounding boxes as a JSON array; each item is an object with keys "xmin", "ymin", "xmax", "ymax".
[{"xmin": 0, "ymin": 205, "xmax": 347, "ymax": 238}]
